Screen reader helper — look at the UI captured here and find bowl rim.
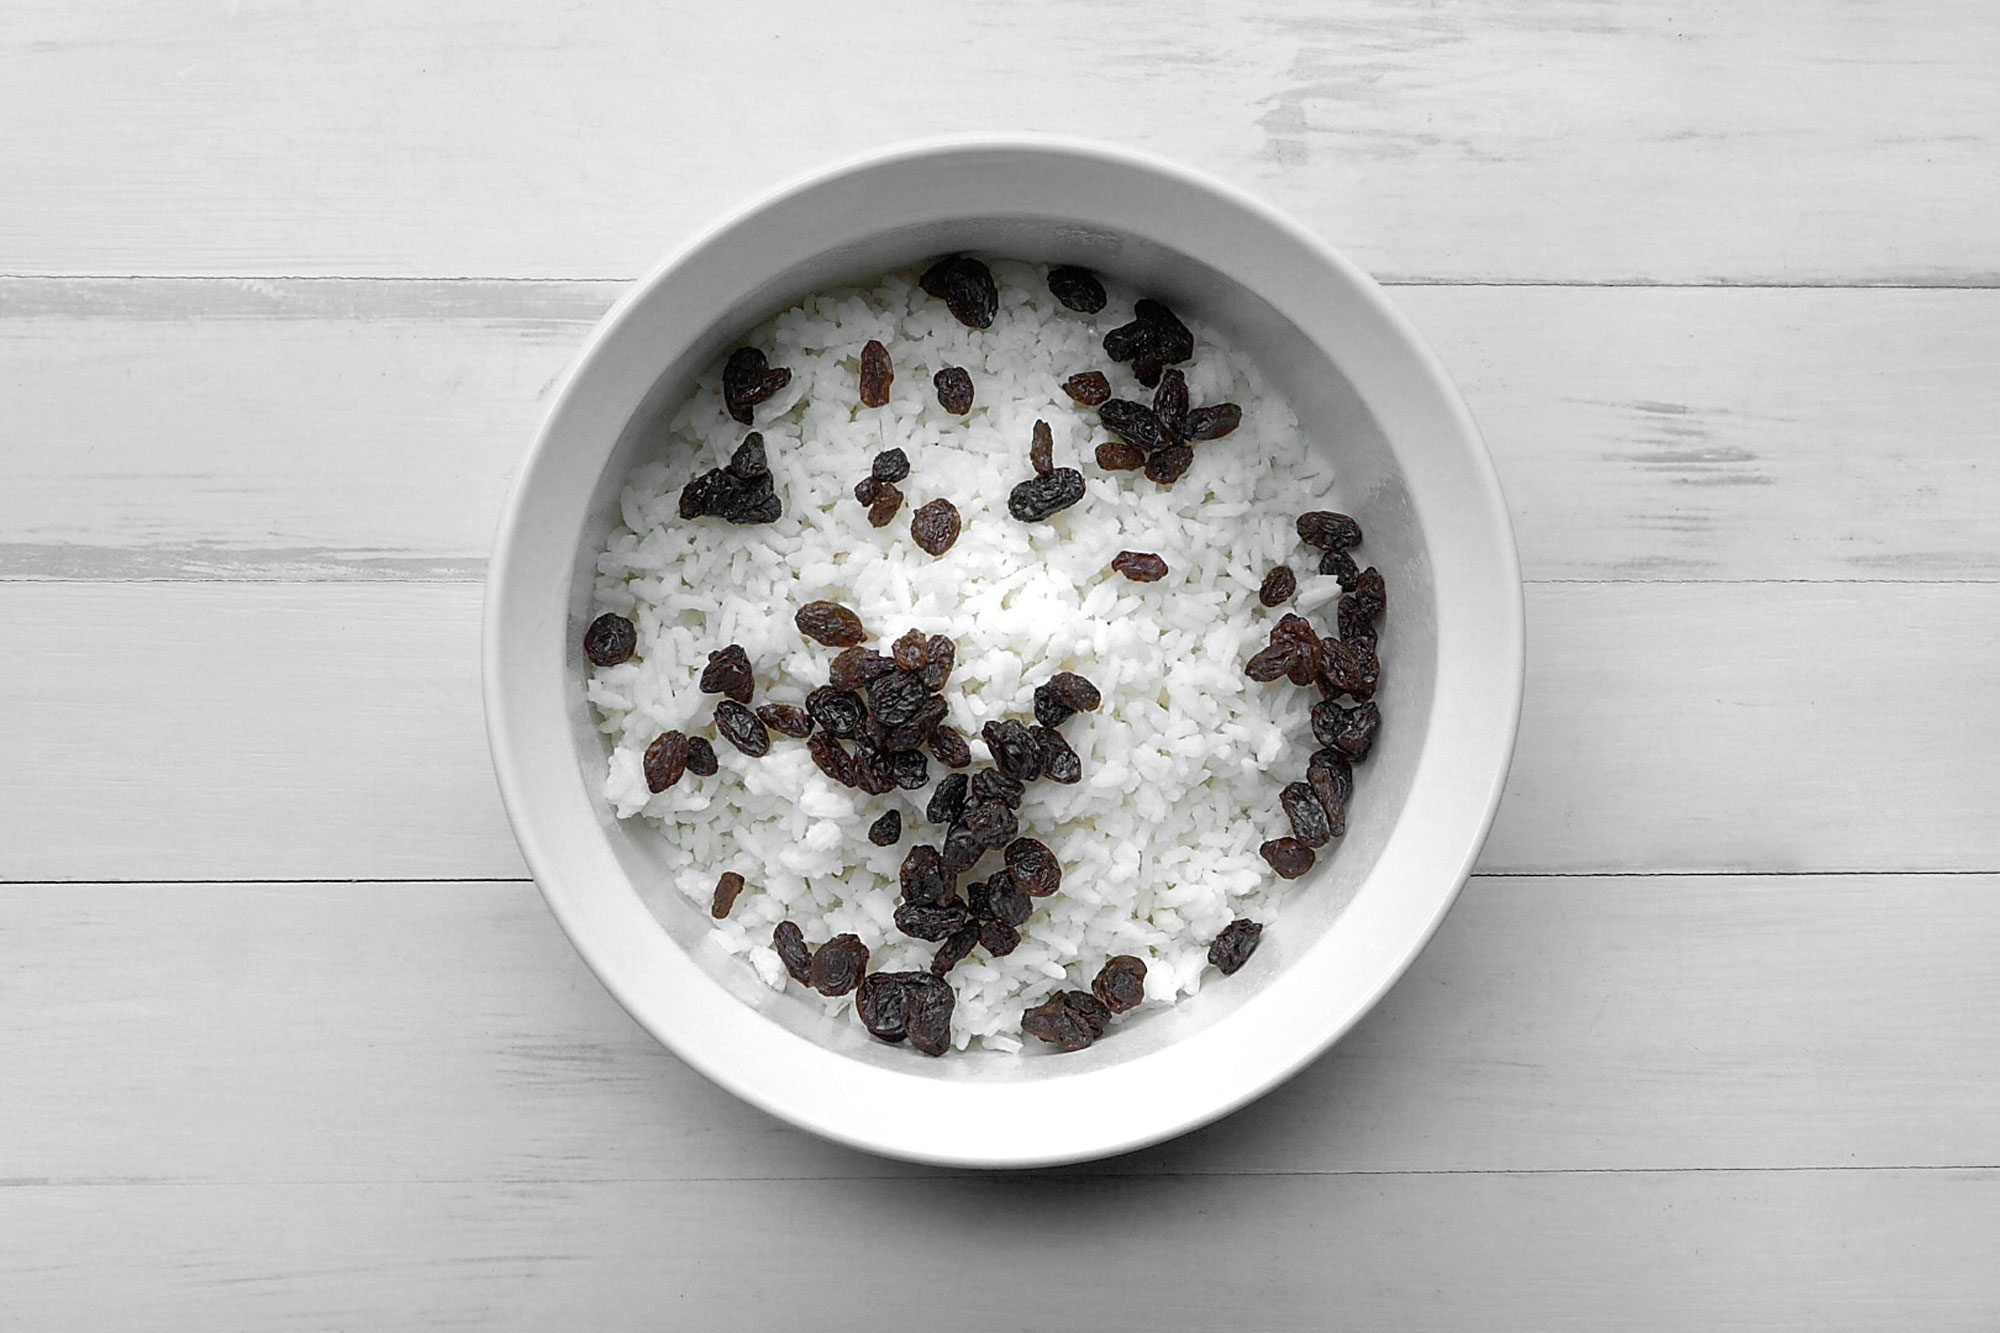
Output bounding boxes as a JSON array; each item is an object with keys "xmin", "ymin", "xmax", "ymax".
[{"xmin": 483, "ymin": 132, "xmax": 1525, "ymax": 1167}]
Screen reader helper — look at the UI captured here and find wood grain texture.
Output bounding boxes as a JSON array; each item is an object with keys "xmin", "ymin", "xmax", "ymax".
[
  {"xmin": 3, "ymin": 877, "xmax": 1996, "ymax": 1187},
  {"xmin": 3, "ymin": 1, "xmax": 1997, "ymax": 283},
  {"xmin": 4, "ymin": 1171, "xmax": 1996, "ymax": 1330},
  {"xmin": 5, "ymin": 279, "xmax": 1998, "ymax": 583},
  {"xmin": 2, "ymin": 581, "xmax": 1993, "ymax": 882}
]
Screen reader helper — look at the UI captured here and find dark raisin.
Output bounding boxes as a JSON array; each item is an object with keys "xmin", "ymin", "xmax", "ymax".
[
  {"xmin": 1032, "ymin": 725, "xmax": 1082, "ymax": 784},
  {"xmin": 1317, "ymin": 637, "xmax": 1366, "ymax": 699},
  {"xmin": 931, "ymin": 926, "xmax": 979, "ymax": 976},
  {"xmin": 1152, "ymin": 368, "xmax": 1189, "ymax": 441},
  {"xmin": 934, "ymin": 365, "xmax": 975, "ymax": 415},
  {"xmin": 685, "ymin": 735, "xmax": 719, "ymax": 776},
  {"xmin": 888, "ymin": 748, "xmax": 930, "ymax": 790},
  {"xmin": 983, "ymin": 877, "xmax": 1033, "ymax": 927},
  {"xmin": 968, "ymin": 769, "xmax": 1024, "ymax": 808},
  {"xmin": 642, "ymin": 731, "xmax": 689, "ymax": 793},
  {"xmin": 1092, "ymin": 956, "xmax": 1147, "ymax": 1014},
  {"xmin": 1022, "ymin": 990, "xmax": 1110, "ymax": 1052},
  {"xmin": 1244, "ymin": 642, "xmax": 1296, "ymax": 682},
  {"xmin": 679, "ymin": 437, "xmax": 782, "ymax": 525},
  {"xmin": 795, "ymin": 600, "xmax": 866, "ymax": 647},
  {"xmin": 726, "ymin": 433, "xmax": 769, "ymax": 480},
  {"xmin": 1350, "ymin": 566, "xmax": 1387, "ymax": 619},
  {"xmin": 918, "ymin": 256, "xmax": 998, "ymax": 329},
  {"xmin": 900, "ymin": 843, "xmax": 951, "ymax": 905},
  {"xmin": 722, "ymin": 347, "xmax": 792, "ymax": 425},
  {"xmin": 1209, "ymin": 919, "xmax": 1264, "ymax": 976},
  {"xmin": 773, "ymin": 921, "xmax": 814, "ymax": 985},
  {"xmin": 921, "ymin": 636, "xmax": 955, "ymax": 690},
  {"xmin": 854, "ymin": 475, "xmax": 882, "ymax": 507},
  {"xmin": 890, "ymin": 628, "xmax": 928, "ymax": 671},
  {"xmin": 805, "ymin": 686, "xmax": 865, "ymax": 739},
  {"xmin": 863, "ymin": 669, "xmax": 927, "ymax": 727},
  {"xmin": 1103, "ymin": 300, "xmax": 1193, "ymax": 387},
  {"xmin": 855, "ymin": 971, "xmax": 910, "ymax": 1043},
  {"xmin": 1048, "ymin": 266, "xmax": 1107, "ymax": 313},
  {"xmin": 1063, "ymin": 371, "xmax": 1112, "ymax": 406},
  {"xmin": 871, "ymin": 447, "xmax": 910, "ymax": 483},
  {"xmin": 1132, "ymin": 299, "xmax": 1194, "ymax": 360},
  {"xmin": 978, "ymin": 917, "xmax": 1021, "ymax": 957},
  {"xmin": 1307, "ymin": 749, "xmax": 1352, "ymax": 840},
  {"xmin": 678, "ymin": 469, "xmax": 719, "ymax": 520},
  {"xmin": 1098, "ymin": 399, "xmax": 1165, "ymax": 451},
  {"xmin": 1320, "ymin": 547, "xmax": 1361, "ymax": 589},
  {"xmin": 1045, "ymin": 672, "xmax": 1101, "ymax": 714},
  {"xmin": 961, "ymin": 796, "xmax": 1019, "ymax": 850},
  {"xmin": 910, "ymin": 498, "xmax": 962, "ymax": 556},
  {"xmin": 756, "ymin": 703, "xmax": 814, "ymax": 739},
  {"xmin": 1004, "ymin": 837, "xmax": 1061, "ymax": 897},
  {"xmin": 1029, "ymin": 419, "xmax": 1055, "ymax": 476},
  {"xmin": 982, "ymin": 720, "xmax": 1042, "ymax": 784},
  {"xmin": 928, "ymin": 723, "xmax": 972, "ymax": 769},
  {"xmin": 1185, "ymin": 403, "xmax": 1242, "ymax": 441},
  {"xmin": 1345, "ymin": 637, "xmax": 1380, "ymax": 703},
  {"xmin": 1312, "ymin": 699, "xmax": 1380, "ymax": 763},
  {"xmin": 807, "ymin": 732, "xmax": 854, "ymax": 786},
  {"xmin": 1260, "ymin": 837, "xmax": 1316, "ymax": 880},
  {"xmin": 858, "ymin": 338, "xmax": 894, "ymax": 408},
  {"xmin": 1095, "ymin": 440, "xmax": 1147, "ymax": 471},
  {"xmin": 1032, "ymin": 684, "xmax": 1074, "ymax": 729},
  {"xmin": 868, "ymin": 809, "xmax": 903, "ymax": 847},
  {"xmin": 867, "ymin": 482, "xmax": 904, "ymax": 528},
  {"xmin": 1281, "ymin": 780, "xmax": 1333, "ymax": 848},
  {"xmin": 1143, "ymin": 443, "xmax": 1194, "ymax": 486},
  {"xmin": 940, "ymin": 824, "xmax": 985, "ymax": 874},
  {"xmin": 698, "ymin": 643, "xmax": 755, "ymax": 704},
  {"xmin": 710, "ymin": 871, "xmax": 745, "ymax": 919},
  {"xmin": 849, "ymin": 743, "xmax": 899, "ymax": 796},
  {"xmin": 1297, "ymin": 511, "xmax": 1364, "ymax": 551},
  {"xmin": 828, "ymin": 647, "xmax": 895, "ymax": 692},
  {"xmin": 810, "ymin": 934, "xmax": 870, "ymax": 997},
  {"xmin": 1007, "ymin": 468, "xmax": 1086, "ymax": 523},
  {"xmin": 583, "ymin": 613, "xmax": 637, "ymax": 667},
  {"xmin": 895, "ymin": 896, "xmax": 970, "ymax": 942},
  {"xmin": 1130, "ymin": 351, "xmax": 1165, "ymax": 389},
  {"xmin": 1259, "ymin": 565, "xmax": 1297, "ymax": 608},
  {"xmin": 1272, "ymin": 614, "xmax": 1324, "ymax": 685},
  {"xmin": 713, "ymin": 700, "xmax": 770, "ymax": 757},
  {"xmin": 1111, "ymin": 550, "xmax": 1168, "ymax": 583},
  {"xmin": 902, "ymin": 973, "xmax": 955, "ymax": 1056},
  {"xmin": 1337, "ymin": 594, "xmax": 1377, "ymax": 647},
  {"xmin": 926, "ymin": 771, "xmax": 970, "ymax": 827}
]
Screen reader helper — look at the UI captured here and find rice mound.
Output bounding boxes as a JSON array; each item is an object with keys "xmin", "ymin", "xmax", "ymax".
[{"xmin": 585, "ymin": 259, "xmax": 1344, "ymax": 1053}]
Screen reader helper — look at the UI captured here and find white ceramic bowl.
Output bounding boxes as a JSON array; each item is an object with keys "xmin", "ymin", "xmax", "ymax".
[{"xmin": 484, "ymin": 135, "xmax": 1522, "ymax": 1167}]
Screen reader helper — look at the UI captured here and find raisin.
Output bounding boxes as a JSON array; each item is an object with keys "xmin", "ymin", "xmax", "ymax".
[
  {"xmin": 1307, "ymin": 749, "xmax": 1352, "ymax": 840},
  {"xmin": 1297, "ymin": 511, "xmax": 1363, "ymax": 551},
  {"xmin": 1032, "ymin": 725, "xmax": 1082, "ymax": 784},
  {"xmin": 1152, "ymin": 368, "xmax": 1189, "ymax": 441},
  {"xmin": 1007, "ymin": 468, "xmax": 1085, "ymax": 523},
  {"xmin": 926, "ymin": 772, "xmax": 970, "ymax": 827},
  {"xmin": 978, "ymin": 917, "xmax": 1021, "ymax": 957},
  {"xmin": 1029, "ymin": 419, "xmax": 1055, "ymax": 476},
  {"xmin": 918, "ymin": 256, "xmax": 997, "ymax": 329},
  {"xmin": 583, "ymin": 613, "xmax": 637, "ymax": 667},
  {"xmin": 1281, "ymin": 780, "xmax": 1333, "ymax": 848},
  {"xmin": 1337, "ymin": 594, "xmax": 1377, "ymax": 647},
  {"xmin": 1272, "ymin": 614, "xmax": 1323, "ymax": 684},
  {"xmin": 1350, "ymin": 566, "xmax": 1387, "ymax": 619},
  {"xmin": 1103, "ymin": 300, "xmax": 1193, "ymax": 388},
  {"xmin": 888, "ymin": 748, "xmax": 930, "ymax": 790},
  {"xmin": 756, "ymin": 703, "xmax": 814, "ymax": 739},
  {"xmin": 864, "ymin": 669, "xmax": 928, "ymax": 727},
  {"xmin": 1098, "ymin": 399, "xmax": 1165, "ymax": 451},
  {"xmin": 680, "ymin": 434, "xmax": 782, "ymax": 525},
  {"xmin": 855, "ymin": 971, "xmax": 910, "ymax": 1043},
  {"xmin": 872, "ymin": 447, "xmax": 910, "ymax": 483},
  {"xmin": 1063, "ymin": 371, "xmax": 1113, "ymax": 406},
  {"xmin": 1132, "ymin": 299, "xmax": 1194, "ymax": 359},
  {"xmin": 858, "ymin": 339, "xmax": 894, "ymax": 408},
  {"xmin": 1091, "ymin": 956, "xmax": 1148, "ymax": 1014},
  {"xmin": 1111, "ymin": 550, "xmax": 1168, "ymax": 583},
  {"xmin": 722, "ymin": 347, "xmax": 792, "ymax": 425},
  {"xmin": 911, "ymin": 498, "xmax": 962, "ymax": 556},
  {"xmin": 895, "ymin": 896, "xmax": 970, "ymax": 942},
  {"xmin": 982, "ymin": 876, "xmax": 1033, "ymax": 927},
  {"xmin": 1320, "ymin": 547, "xmax": 1361, "ymax": 589},
  {"xmin": 1143, "ymin": 443, "xmax": 1194, "ymax": 486},
  {"xmin": 1004, "ymin": 837, "xmax": 1061, "ymax": 897},
  {"xmin": 828, "ymin": 647, "xmax": 896, "ymax": 692},
  {"xmin": 1048, "ymin": 266, "xmax": 1107, "ymax": 313},
  {"xmin": 921, "ymin": 635, "xmax": 955, "ymax": 690},
  {"xmin": 854, "ymin": 475, "xmax": 882, "ymax": 507},
  {"xmin": 642, "ymin": 731, "xmax": 689, "ymax": 793},
  {"xmin": 1244, "ymin": 642, "xmax": 1296, "ymax": 682},
  {"xmin": 1185, "ymin": 403, "xmax": 1242, "ymax": 441},
  {"xmin": 961, "ymin": 797, "xmax": 1019, "ymax": 850},
  {"xmin": 900, "ymin": 843, "xmax": 952, "ymax": 905},
  {"xmin": 1095, "ymin": 440, "xmax": 1147, "ymax": 471},
  {"xmin": 1032, "ymin": 685, "xmax": 1074, "ymax": 729},
  {"xmin": 867, "ymin": 481, "xmax": 904, "ymax": 528},
  {"xmin": 1345, "ymin": 637, "xmax": 1380, "ymax": 703},
  {"xmin": 928, "ymin": 723, "xmax": 972, "ymax": 769},
  {"xmin": 1259, "ymin": 565, "xmax": 1297, "ymax": 608},
  {"xmin": 1260, "ymin": 837, "xmax": 1316, "ymax": 880},
  {"xmin": 934, "ymin": 365, "xmax": 975, "ymax": 415},
  {"xmin": 710, "ymin": 871, "xmax": 746, "ymax": 919},
  {"xmin": 810, "ymin": 934, "xmax": 870, "ymax": 997},
  {"xmin": 848, "ymin": 743, "xmax": 899, "ymax": 796},
  {"xmin": 685, "ymin": 735, "xmax": 719, "ymax": 777},
  {"xmin": 1022, "ymin": 991, "xmax": 1110, "ymax": 1052},
  {"xmin": 931, "ymin": 926, "xmax": 979, "ymax": 976},
  {"xmin": 982, "ymin": 720, "xmax": 1043, "ymax": 784},
  {"xmin": 1046, "ymin": 671, "xmax": 1102, "ymax": 714},
  {"xmin": 902, "ymin": 973, "xmax": 955, "ymax": 1056},
  {"xmin": 889, "ymin": 629, "xmax": 926, "ymax": 672},
  {"xmin": 805, "ymin": 686, "xmax": 864, "ymax": 739},
  {"xmin": 868, "ymin": 809, "xmax": 903, "ymax": 847},
  {"xmin": 1317, "ymin": 637, "xmax": 1366, "ymax": 699},
  {"xmin": 807, "ymin": 732, "xmax": 854, "ymax": 786},
  {"xmin": 1209, "ymin": 919, "xmax": 1264, "ymax": 976},
  {"xmin": 1312, "ymin": 699, "xmax": 1380, "ymax": 763},
  {"xmin": 726, "ymin": 432, "xmax": 769, "ymax": 480},
  {"xmin": 969, "ymin": 769, "xmax": 1024, "ymax": 808},
  {"xmin": 698, "ymin": 643, "xmax": 755, "ymax": 704},
  {"xmin": 795, "ymin": 600, "xmax": 866, "ymax": 647},
  {"xmin": 711, "ymin": 700, "xmax": 770, "ymax": 757},
  {"xmin": 773, "ymin": 921, "xmax": 813, "ymax": 985},
  {"xmin": 941, "ymin": 824, "xmax": 985, "ymax": 874}
]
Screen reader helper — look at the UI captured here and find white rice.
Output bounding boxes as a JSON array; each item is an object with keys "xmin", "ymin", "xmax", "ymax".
[{"xmin": 585, "ymin": 259, "xmax": 1344, "ymax": 1052}]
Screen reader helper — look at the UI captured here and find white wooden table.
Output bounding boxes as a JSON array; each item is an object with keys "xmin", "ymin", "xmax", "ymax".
[{"xmin": 6, "ymin": 3, "xmax": 1998, "ymax": 1326}]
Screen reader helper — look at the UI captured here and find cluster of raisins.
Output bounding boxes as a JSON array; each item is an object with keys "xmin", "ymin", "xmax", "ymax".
[
  {"xmin": 1095, "ymin": 366, "xmax": 1242, "ymax": 488},
  {"xmin": 722, "ymin": 347, "xmax": 791, "ymax": 425},
  {"xmin": 1005, "ymin": 417, "xmax": 1085, "ymax": 523},
  {"xmin": 1103, "ymin": 298, "xmax": 1195, "ymax": 388},
  {"xmin": 853, "ymin": 448, "xmax": 910, "ymax": 528},
  {"xmin": 786, "ymin": 613, "xmax": 963, "ymax": 799},
  {"xmin": 679, "ymin": 432, "xmax": 782, "ymax": 525},
  {"xmin": 1019, "ymin": 953, "xmax": 1148, "ymax": 1054},
  {"xmin": 1246, "ymin": 511, "xmax": 1386, "ymax": 880}
]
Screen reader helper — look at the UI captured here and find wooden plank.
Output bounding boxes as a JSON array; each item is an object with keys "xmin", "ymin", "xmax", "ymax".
[
  {"xmin": 2, "ymin": 2, "xmax": 1997, "ymax": 283},
  {"xmin": 3, "ymin": 1170, "xmax": 1996, "ymax": 1329},
  {"xmin": 1, "ymin": 581, "xmax": 1995, "ymax": 881},
  {"xmin": 3, "ymin": 878, "xmax": 1996, "ymax": 1187},
  {"xmin": 5, "ymin": 280, "xmax": 2000, "ymax": 583}
]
